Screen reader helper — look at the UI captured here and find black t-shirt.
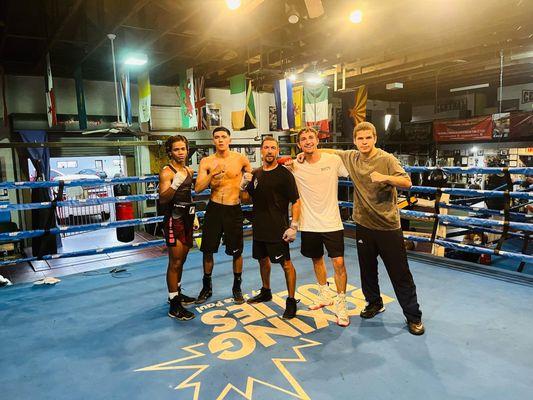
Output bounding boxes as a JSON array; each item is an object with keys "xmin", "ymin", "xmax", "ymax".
[{"xmin": 246, "ymin": 165, "xmax": 299, "ymax": 242}]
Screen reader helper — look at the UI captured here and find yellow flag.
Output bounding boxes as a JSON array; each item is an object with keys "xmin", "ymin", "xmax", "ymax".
[{"xmin": 292, "ymin": 85, "xmax": 304, "ymax": 129}]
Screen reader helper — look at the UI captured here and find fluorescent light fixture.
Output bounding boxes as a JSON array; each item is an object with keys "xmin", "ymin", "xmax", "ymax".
[
  {"xmin": 386, "ymin": 82, "xmax": 403, "ymax": 90},
  {"xmin": 349, "ymin": 10, "xmax": 363, "ymax": 24},
  {"xmin": 225, "ymin": 0, "xmax": 241, "ymax": 10},
  {"xmin": 510, "ymin": 51, "xmax": 533, "ymax": 61},
  {"xmin": 124, "ymin": 52, "xmax": 148, "ymax": 66},
  {"xmin": 385, "ymin": 114, "xmax": 392, "ymax": 130},
  {"xmin": 305, "ymin": 74, "xmax": 323, "ymax": 85},
  {"xmin": 449, "ymin": 83, "xmax": 489, "ymax": 92}
]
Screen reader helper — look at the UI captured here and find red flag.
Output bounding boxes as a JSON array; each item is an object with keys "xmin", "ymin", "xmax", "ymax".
[
  {"xmin": 45, "ymin": 53, "xmax": 57, "ymax": 127},
  {"xmin": 194, "ymin": 76, "xmax": 207, "ymax": 130}
]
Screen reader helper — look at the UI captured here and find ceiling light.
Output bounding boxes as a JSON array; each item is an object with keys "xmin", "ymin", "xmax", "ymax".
[
  {"xmin": 286, "ymin": 3, "xmax": 300, "ymax": 24},
  {"xmin": 124, "ymin": 52, "xmax": 148, "ymax": 66},
  {"xmin": 349, "ymin": 10, "xmax": 363, "ymax": 24},
  {"xmin": 386, "ymin": 82, "xmax": 403, "ymax": 90},
  {"xmin": 225, "ymin": 0, "xmax": 241, "ymax": 10},
  {"xmin": 289, "ymin": 73, "xmax": 297, "ymax": 82},
  {"xmin": 450, "ymin": 83, "xmax": 489, "ymax": 92},
  {"xmin": 305, "ymin": 73, "xmax": 323, "ymax": 85}
]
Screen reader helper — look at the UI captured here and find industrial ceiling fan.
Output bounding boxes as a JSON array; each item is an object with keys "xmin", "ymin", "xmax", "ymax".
[{"xmin": 82, "ymin": 34, "xmax": 143, "ymax": 137}]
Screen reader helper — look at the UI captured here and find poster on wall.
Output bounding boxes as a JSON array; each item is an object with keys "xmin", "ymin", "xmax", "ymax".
[
  {"xmin": 278, "ymin": 135, "xmax": 291, "ymax": 156},
  {"xmin": 522, "ymin": 90, "xmax": 533, "ymax": 104},
  {"xmin": 433, "ymin": 116, "xmax": 493, "ymax": 142},
  {"xmin": 206, "ymin": 103, "xmax": 221, "ymax": 130},
  {"xmin": 244, "ymin": 147, "xmax": 256, "ymax": 162},
  {"xmin": 196, "ymin": 148, "xmax": 210, "ymax": 164},
  {"xmin": 269, "ymin": 106, "xmax": 277, "ymax": 131},
  {"xmin": 402, "ymin": 122, "xmax": 433, "ymax": 142},
  {"xmin": 492, "ymin": 113, "xmax": 510, "ymax": 139}
]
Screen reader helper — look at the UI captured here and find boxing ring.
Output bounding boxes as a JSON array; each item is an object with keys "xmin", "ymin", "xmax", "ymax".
[{"xmin": 0, "ymin": 166, "xmax": 532, "ymax": 399}]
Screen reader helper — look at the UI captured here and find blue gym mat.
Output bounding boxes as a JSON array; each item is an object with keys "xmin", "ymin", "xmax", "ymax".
[{"xmin": 1, "ymin": 238, "xmax": 532, "ymax": 400}]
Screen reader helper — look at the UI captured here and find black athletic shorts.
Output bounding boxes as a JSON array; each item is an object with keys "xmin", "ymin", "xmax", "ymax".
[
  {"xmin": 252, "ymin": 240, "xmax": 291, "ymax": 264},
  {"xmin": 300, "ymin": 230, "xmax": 344, "ymax": 258},
  {"xmin": 200, "ymin": 201, "xmax": 243, "ymax": 256}
]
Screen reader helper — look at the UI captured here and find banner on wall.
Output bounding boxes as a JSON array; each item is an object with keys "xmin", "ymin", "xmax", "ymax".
[
  {"xmin": 509, "ymin": 111, "xmax": 533, "ymax": 139},
  {"xmin": 433, "ymin": 116, "xmax": 492, "ymax": 142}
]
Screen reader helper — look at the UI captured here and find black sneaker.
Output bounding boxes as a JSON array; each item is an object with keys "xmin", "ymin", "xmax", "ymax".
[
  {"xmin": 168, "ymin": 297, "xmax": 195, "ymax": 321},
  {"xmin": 167, "ymin": 292, "xmax": 196, "ymax": 305},
  {"xmin": 282, "ymin": 297, "xmax": 299, "ymax": 319},
  {"xmin": 195, "ymin": 286, "xmax": 212, "ymax": 304},
  {"xmin": 247, "ymin": 287, "xmax": 272, "ymax": 304},
  {"xmin": 179, "ymin": 292, "xmax": 196, "ymax": 305},
  {"xmin": 407, "ymin": 320, "xmax": 425, "ymax": 336},
  {"xmin": 360, "ymin": 302, "xmax": 385, "ymax": 319},
  {"xmin": 232, "ymin": 287, "xmax": 245, "ymax": 304}
]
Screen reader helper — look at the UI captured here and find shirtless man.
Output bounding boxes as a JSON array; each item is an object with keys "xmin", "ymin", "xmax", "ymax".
[{"xmin": 195, "ymin": 126, "xmax": 253, "ymax": 304}]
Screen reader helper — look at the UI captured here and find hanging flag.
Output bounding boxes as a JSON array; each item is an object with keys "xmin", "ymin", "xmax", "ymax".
[
  {"xmin": 138, "ymin": 71, "xmax": 151, "ymax": 123},
  {"xmin": 349, "ymin": 85, "xmax": 367, "ymax": 125},
  {"xmin": 179, "ymin": 68, "xmax": 197, "ymax": 129},
  {"xmin": 230, "ymin": 74, "xmax": 246, "ymax": 130},
  {"xmin": 194, "ymin": 75, "xmax": 207, "ymax": 130},
  {"xmin": 274, "ymin": 79, "xmax": 295, "ymax": 130},
  {"xmin": 119, "ymin": 69, "xmax": 132, "ymax": 125},
  {"xmin": 244, "ymin": 79, "xmax": 257, "ymax": 129},
  {"xmin": 1, "ymin": 66, "xmax": 7, "ymax": 127},
  {"xmin": 292, "ymin": 85, "xmax": 304, "ymax": 129},
  {"xmin": 304, "ymin": 84, "xmax": 328, "ymax": 132},
  {"xmin": 74, "ymin": 67, "xmax": 87, "ymax": 130},
  {"xmin": 44, "ymin": 53, "xmax": 57, "ymax": 127}
]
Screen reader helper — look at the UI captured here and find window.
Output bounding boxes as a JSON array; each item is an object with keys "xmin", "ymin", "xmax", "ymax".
[{"xmin": 95, "ymin": 160, "xmax": 103, "ymax": 170}]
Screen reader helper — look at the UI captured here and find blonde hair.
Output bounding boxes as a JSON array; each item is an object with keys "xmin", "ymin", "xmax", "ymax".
[
  {"xmin": 297, "ymin": 127, "xmax": 319, "ymax": 142},
  {"xmin": 353, "ymin": 121, "xmax": 377, "ymax": 138}
]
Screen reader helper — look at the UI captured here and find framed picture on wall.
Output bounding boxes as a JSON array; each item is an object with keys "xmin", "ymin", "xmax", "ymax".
[
  {"xmin": 244, "ymin": 147, "xmax": 256, "ymax": 162},
  {"xmin": 196, "ymin": 148, "xmax": 210, "ymax": 164},
  {"xmin": 206, "ymin": 103, "xmax": 222, "ymax": 129},
  {"xmin": 277, "ymin": 135, "xmax": 291, "ymax": 156},
  {"xmin": 269, "ymin": 106, "xmax": 277, "ymax": 131}
]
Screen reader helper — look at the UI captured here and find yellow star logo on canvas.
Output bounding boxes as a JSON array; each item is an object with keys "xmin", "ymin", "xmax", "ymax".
[{"xmin": 136, "ymin": 338, "xmax": 321, "ymax": 400}]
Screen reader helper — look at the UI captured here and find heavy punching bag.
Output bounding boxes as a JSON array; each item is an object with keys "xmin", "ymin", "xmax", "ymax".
[{"xmin": 114, "ymin": 184, "xmax": 135, "ymax": 242}]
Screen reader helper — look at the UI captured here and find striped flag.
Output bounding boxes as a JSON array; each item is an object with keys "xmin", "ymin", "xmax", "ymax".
[
  {"xmin": 274, "ymin": 79, "xmax": 295, "ymax": 130},
  {"xmin": 194, "ymin": 75, "xmax": 207, "ymax": 130},
  {"xmin": 304, "ymin": 84, "xmax": 328, "ymax": 132},
  {"xmin": 44, "ymin": 53, "xmax": 57, "ymax": 127},
  {"xmin": 230, "ymin": 74, "xmax": 246, "ymax": 130},
  {"xmin": 138, "ymin": 71, "xmax": 151, "ymax": 123},
  {"xmin": 179, "ymin": 68, "xmax": 197, "ymax": 129},
  {"xmin": 119, "ymin": 69, "xmax": 132, "ymax": 125},
  {"xmin": 244, "ymin": 79, "xmax": 257, "ymax": 129}
]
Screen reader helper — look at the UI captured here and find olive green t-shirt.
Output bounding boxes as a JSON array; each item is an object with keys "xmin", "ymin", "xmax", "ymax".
[{"xmin": 336, "ymin": 148, "xmax": 408, "ymax": 230}]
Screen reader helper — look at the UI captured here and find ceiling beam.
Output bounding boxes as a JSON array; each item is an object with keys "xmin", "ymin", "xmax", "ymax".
[
  {"xmin": 33, "ymin": 0, "xmax": 85, "ymax": 72},
  {"xmin": 77, "ymin": 0, "xmax": 152, "ymax": 67}
]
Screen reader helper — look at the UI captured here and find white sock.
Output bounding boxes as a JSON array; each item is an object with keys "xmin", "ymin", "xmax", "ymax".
[{"xmin": 169, "ymin": 291, "xmax": 180, "ymax": 300}]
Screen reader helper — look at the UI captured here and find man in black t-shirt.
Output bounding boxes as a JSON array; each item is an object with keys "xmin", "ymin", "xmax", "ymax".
[{"xmin": 240, "ymin": 136, "xmax": 301, "ymax": 319}]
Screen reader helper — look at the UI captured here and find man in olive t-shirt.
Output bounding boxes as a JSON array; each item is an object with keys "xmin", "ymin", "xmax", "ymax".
[{"xmin": 314, "ymin": 121, "xmax": 424, "ymax": 335}]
